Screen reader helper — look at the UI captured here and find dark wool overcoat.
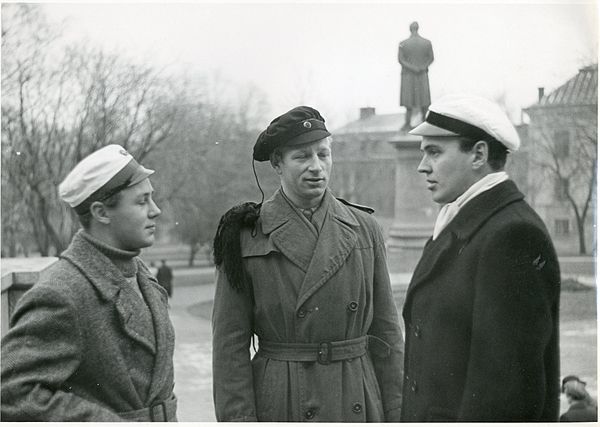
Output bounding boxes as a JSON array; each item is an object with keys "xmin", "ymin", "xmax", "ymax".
[
  {"xmin": 398, "ymin": 34, "xmax": 434, "ymax": 107},
  {"xmin": 1, "ymin": 231, "xmax": 177, "ymax": 421},
  {"xmin": 212, "ymin": 189, "xmax": 404, "ymax": 422},
  {"xmin": 560, "ymin": 401, "xmax": 597, "ymax": 422},
  {"xmin": 401, "ymin": 181, "xmax": 561, "ymax": 422}
]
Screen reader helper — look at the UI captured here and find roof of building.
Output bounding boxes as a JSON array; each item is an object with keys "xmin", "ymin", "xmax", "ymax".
[
  {"xmin": 334, "ymin": 112, "xmax": 406, "ymax": 136},
  {"xmin": 530, "ymin": 64, "xmax": 597, "ymax": 108}
]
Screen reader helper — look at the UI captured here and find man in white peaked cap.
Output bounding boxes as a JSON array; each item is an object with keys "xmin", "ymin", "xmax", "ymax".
[
  {"xmin": 400, "ymin": 94, "xmax": 560, "ymax": 421},
  {"xmin": 1, "ymin": 145, "xmax": 177, "ymax": 421}
]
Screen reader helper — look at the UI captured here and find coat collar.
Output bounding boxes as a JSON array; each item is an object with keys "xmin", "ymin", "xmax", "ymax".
[
  {"xmin": 443, "ymin": 180, "xmax": 524, "ymax": 242},
  {"xmin": 60, "ymin": 231, "xmax": 172, "ymax": 384},
  {"xmin": 61, "ymin": 230, "xmax": 132, "ymax": 302},
  {"xmin": 255, "ymin": 188, "xmax": 360, "ymax": 307},
  {"xmin": 405, "ymin": 180, "xmax": 524, "ymax": 309},
  {"xmin": 260, "ymin": 188, "xmax": 359, "ymax": 234}
]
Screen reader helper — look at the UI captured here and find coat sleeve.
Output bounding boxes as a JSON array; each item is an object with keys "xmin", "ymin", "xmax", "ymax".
[
  {"xmin": 458, "ymin": 223, "xmax": 560, "ymax": 421},
  {"xmin": 367, "ymin": 223, "xmax": 405, "ymax": 421},
  {"xmin": 212, "ymin": 267, "xmax": 257, "ymax": 421},
  {"xmin": 0, "ymin": 285, "xmax": 123, "ymax": 421},
  {"xmin": 397, "ymin": 43, "xmax": 419, "ymax": 73},
  {"xmin": 421, "ymin": 40, "xmax": 434, "ymax": 71}
]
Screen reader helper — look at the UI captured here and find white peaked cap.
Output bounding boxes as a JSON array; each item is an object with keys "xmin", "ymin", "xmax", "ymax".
[
  {"xmin": 58, "ymin": 144, "xmax": 154, "ymax": 214},
  {"xmin": 410, "ymin": 93, "xmax": 520, "ymax": 152}
]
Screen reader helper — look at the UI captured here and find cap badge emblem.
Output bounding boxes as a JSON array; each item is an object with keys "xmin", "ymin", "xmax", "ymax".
[
  {"xmin": 119, "ymin": 149, "xmax": 129, "ymax": 156},
  {"xmin": 303, "ymin": 121, "xmax": 312, "ymax": 128}
]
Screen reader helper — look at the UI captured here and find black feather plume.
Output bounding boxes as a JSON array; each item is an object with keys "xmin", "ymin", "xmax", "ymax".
[{"xmin": 213, "ymin": 202, "xmax": 261, "ymax": 292}]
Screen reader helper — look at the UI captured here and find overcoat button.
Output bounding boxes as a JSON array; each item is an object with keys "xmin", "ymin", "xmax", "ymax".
[
  {"xmin": 305, "ymin": 409, "xmax": 315, "ymax": 419},
  {"xmin": 352, "ymin": 403, "xmax": 362, "ymax": 413},
  {"xmin": 298, "ymin": 309, "xmax": 306, "ymax": 318},
  {"xmin": 414, "ymin": 325, "xmax": 421, "ymax": 338},
  {"xmin": 411, "ymin": 380, "xmax": 418, "ymax": 393},
  {"xmin": 347, "ymin": 301, "xmax": 359, "ymax": 312}
]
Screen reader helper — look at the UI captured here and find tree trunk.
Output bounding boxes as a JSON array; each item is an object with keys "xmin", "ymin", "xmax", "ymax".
[{"xmin": 575, "ymin": 215, "xmax": 587, "ymax": 255}]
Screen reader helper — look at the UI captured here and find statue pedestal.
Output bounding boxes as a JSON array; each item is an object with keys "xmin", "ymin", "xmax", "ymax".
[{"xmin": 387, "ymin": 134, "xmax": 438, "ymax": 271}]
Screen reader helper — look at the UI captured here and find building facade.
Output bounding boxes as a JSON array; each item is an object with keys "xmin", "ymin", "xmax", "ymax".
[{"xmin": 522, "ymin": 64, "xmax": 597, "ymax": 255}]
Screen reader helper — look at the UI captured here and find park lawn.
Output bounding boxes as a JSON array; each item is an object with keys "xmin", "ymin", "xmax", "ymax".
[{"xmin": 186, "ymin": 278, "xmax": 596, "ymax": 324}]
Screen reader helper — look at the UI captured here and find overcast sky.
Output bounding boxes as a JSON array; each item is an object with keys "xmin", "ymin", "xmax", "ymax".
[{"xmin": 39, "ymin": 1, "xmax": 598, "ymax": 129}]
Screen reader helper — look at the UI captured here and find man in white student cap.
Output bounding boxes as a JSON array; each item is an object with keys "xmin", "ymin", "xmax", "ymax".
[
  {"xmin": 1, "ymin": 145, "xmax": 178, "ymax": 421},
  {"xmin": 400, "ymin": 94, "xmax": 560, "ymax": 422}
]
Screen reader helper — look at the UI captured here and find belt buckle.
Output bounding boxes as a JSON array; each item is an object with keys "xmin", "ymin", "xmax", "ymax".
[
  {"xmin": 150, "ymin": 401, "xmax": 168, "ymax": 422},
  {"xmin": 317, "ymin": 342, "xmax": 332, "ymax": 365}
]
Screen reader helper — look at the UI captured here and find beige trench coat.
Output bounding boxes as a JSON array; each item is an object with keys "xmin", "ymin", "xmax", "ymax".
[{"xmin": 212, "ymin": 189, "xmax": 404, "ymax": 422}]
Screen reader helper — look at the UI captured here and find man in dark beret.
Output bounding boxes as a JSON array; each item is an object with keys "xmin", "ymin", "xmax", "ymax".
[
  {"xmin": 212, "ymin": 106, "xmax": 404, "ymax": 422},
  {"xmin": 1, "ymin": 145, "xmax": 177, "ymax": 421}
]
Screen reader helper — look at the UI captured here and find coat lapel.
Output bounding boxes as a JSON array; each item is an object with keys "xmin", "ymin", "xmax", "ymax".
[
  {"xmin": 404, "ymin": 230, "xmax": 458, "ymax": 306},
  {"xmin": 60, "ymin": 232, "xmax": 157, "ymax": 354},
  {"xmin": 137, "ymin": 264, "xmax": 174, "ymax": 404},
  {"xmin": 260, "ymin": 190, "xmax": 318, "ymax": 272},
  {"xmin": 404, "ymin": 180, "xmax": 525, "ymax": 307},
  {"xmin": 295, "ymin": 193, "xmax": 359, "ymax": 310}
]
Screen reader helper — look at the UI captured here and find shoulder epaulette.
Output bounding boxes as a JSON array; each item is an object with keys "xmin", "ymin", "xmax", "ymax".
[
  {"xmin": 336, "ymin": 198, "xmax": 375, "ymax": 214},
  {"xmin": 213, "ymin": 202, "xmax": 261, "ymax": 292}
]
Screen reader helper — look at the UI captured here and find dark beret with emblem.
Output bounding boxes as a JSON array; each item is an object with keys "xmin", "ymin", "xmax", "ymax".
[{"xmin": 253, "ymin": 106, "xmax": 331, "ymax": 161}]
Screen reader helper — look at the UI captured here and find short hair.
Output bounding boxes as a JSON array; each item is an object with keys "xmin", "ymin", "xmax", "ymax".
[
  {"xmin": 457, "ymin": 137, "xmax": 508, "ymax": 171},
  {"xmin": 563, "ymin": 380, "xmax": 589, "ymax": 401},
  {"xmin": 77, "ymin": 192, "xmax": 122, "ymax": 229}
]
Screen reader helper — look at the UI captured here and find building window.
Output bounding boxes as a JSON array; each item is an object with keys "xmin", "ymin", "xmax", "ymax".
[
  {"xmin": 554, "ymin": 177, "xmax": 569, "ymax": 200},
  {"xmin": 555, "ymin": 219, "xmax": 570, "ymax": 236},
  {"xmin": 553, "ymin": 130, "xmax": 570, "ymax": 157}
]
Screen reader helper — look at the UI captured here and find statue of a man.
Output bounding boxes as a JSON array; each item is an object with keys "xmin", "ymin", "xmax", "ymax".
[{"xmin": 398, "ymin": 21, "xmax": 434, "ymax": 131}]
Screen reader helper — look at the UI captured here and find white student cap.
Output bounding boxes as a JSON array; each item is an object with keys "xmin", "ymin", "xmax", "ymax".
[
  {"xmin": 410, "ymin": 93, "xmax": 520, "ymax": 152},
  {"xmin": 58, "ymin": 144, "xmax": 154, "ymax": 214}
]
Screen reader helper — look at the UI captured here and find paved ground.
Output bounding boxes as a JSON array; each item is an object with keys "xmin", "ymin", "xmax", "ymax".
[{"xmin": 170, "ymin": 267, "xmax": 597, "ymax": 421}]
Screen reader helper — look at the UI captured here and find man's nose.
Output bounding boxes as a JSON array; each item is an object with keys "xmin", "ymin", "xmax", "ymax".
[
  {"xmin": 417, "ymin": 156, "xmax": 430, "ymax": 173},
  {"xmin": 308, "ymin": 154, "xmax": 322, "ymax": 171},
  {"xmin": 149, "ymin": 199, "xmax": 162, "ymax": 217}
]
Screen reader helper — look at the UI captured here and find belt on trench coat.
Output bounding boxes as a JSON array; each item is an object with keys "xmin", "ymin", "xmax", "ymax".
[
  {"xmin": 257, "ymin": 335, "xmax": 391, "ymax": 365},
  {"xmin": 118, "ymin": 395, "xmax": 177, "ymax": 422}
]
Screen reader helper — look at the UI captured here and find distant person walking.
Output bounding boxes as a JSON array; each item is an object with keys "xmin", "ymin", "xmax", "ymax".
[
  {"xmin": 156, "ymin": 259, "xmax": 173, "ymax": 298},
  {"xmin": 398, "ymin": 21, "xmax": 434, "ymax": 131},
  {"xmin": 560, "ymin": 375, "xmax": 597, "ymax": 422}
]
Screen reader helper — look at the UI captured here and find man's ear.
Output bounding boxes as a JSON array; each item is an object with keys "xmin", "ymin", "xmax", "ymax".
[
  {"xmin": 472, "ymin": 141, "xmax": 488, "ymax": 170},
  {"xmin": 89, "ymin": 201, "xmax": 111, "ymax": 225},
  {"xmin": 270, "ymin": 156, "xmax": 282, "ymax": 175}
]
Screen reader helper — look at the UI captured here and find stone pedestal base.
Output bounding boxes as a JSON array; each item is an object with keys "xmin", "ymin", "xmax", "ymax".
[{"xmin": 387, "ymin": 134, "xmax": 437, "ymax": 272}]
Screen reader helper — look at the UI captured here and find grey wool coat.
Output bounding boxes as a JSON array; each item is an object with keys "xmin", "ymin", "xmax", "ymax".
[
  {"xmin": 212, "ymin": 189, "xmax": 404, "ymax": 422},
  {"xmin": 1, "ymin": 231, "xmax": 177, "ymax": 422},
  {"xmin": 401, "ymin": 181, "xmax": 561, "ymax": 422}
]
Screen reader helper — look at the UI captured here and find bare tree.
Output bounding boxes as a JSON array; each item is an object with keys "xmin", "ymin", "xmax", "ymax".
[
  {"xmin": 1, "ymin": 4, "xmax": 181, "ymax": 255},
  {"xmin": 530, "ymin": 106, "xmax": 597, "ymax": 254},
  {"xmin": 150, "ymin": 76, "xmax": 270, "ymax": 265}
]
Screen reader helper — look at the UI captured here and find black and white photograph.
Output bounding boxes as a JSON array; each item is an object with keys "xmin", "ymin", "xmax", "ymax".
[{"xmin": 0, "ymin": 0, "xmax": 597, "ymax": 422}]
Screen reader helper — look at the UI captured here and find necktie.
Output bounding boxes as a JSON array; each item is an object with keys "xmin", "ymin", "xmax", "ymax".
[{"xmin": 301, "ymin": 207, "xmax": 319, "ymax": 233}]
